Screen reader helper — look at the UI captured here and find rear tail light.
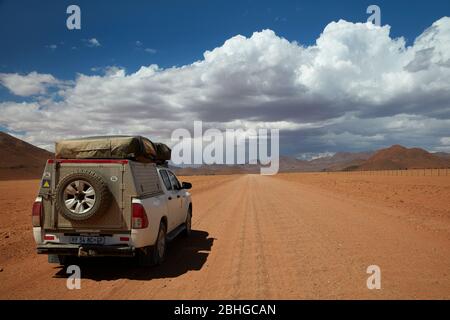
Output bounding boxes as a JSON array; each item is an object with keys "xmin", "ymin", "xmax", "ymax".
[
  {"xmin": 132, "ymin": 203, "xmax": 148, "ymax": 229},
  {"xmin": 32, "ymin": 197, "xmax": 43, "ymax": 227},
  {"xmin": 44, "ymin": 235, "xmax": 55, "ymax": 241}
]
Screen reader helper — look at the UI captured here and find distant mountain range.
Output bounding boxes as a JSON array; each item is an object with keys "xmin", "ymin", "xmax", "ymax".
[
  {"xmin": 304, "ymin": 151, "xmax": 375, "ymax": 172},
  {"xmin": 434, "ymin": 152, "xmax": 450, "ymax": 160},
  {"xmin": 173, "ymin": 145, "xmax": 450, "ymax": 175},
  {"xmin": 1, "ymin": 131, "xmax": 449, "ymax": 179}
]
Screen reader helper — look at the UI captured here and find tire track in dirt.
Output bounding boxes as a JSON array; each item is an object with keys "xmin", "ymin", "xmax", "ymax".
[
  {"xmin": 246, "ymin": 176, "xmax": 271, "ymax": 299},
  {"xmin": 248, "ymin": 175, "xmax": 341, "ymax": 299},
  {"xmin": 105, "ymin": 174, "xmax": 247, "ymax": 299},
  {"xmin": 157, "ymin": 174, "xmax": 251, "ymax": 299},
  {"xmin": 248, "ymin": 175, "xmax": 310, "ymax": 299}
]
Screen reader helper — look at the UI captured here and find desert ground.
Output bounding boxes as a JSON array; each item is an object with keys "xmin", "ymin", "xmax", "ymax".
[{"xmin": 0, "ymin": 173, "xmax": 449, "ymax": 299}]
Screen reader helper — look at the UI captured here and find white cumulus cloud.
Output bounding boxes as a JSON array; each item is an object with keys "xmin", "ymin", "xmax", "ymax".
[
  {"xmin": 0, "ymin": 72, "xmax": 60, "ymax": 96},
  {"xmin": 0, "ymin": 17, "xmax": 450, "ymax": 154}
]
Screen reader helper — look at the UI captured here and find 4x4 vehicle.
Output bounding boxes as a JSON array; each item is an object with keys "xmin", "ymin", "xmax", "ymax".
[{"xmin": 32, "ymin": 136, "xmax": 192, "ymax": 266}]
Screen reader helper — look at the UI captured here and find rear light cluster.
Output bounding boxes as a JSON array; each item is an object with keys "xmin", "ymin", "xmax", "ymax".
[
  {"xmin": 32, "ymin": 197, "xmax": 43, "ymax": 227},
  {"xmin": 132, "ymin": 203, "xmax": 148, "ymax": 229}
]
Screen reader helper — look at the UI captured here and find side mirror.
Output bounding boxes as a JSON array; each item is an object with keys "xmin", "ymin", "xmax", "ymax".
[{"xmin": 182, "ymin": 182, "xmax": 192, "ymax": 190}]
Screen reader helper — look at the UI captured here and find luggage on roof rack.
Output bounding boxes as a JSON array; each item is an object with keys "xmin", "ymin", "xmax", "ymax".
[{"xmin": 55, "ymin": 135, "xmax": 171, "ymax": 163}]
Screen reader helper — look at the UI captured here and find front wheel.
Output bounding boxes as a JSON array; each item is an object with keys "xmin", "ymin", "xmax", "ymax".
[{"xmin": 183, "ymin": 209, "xmax": 192, "ymax": 237}]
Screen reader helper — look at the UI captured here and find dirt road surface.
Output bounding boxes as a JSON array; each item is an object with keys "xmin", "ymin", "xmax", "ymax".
[{"xmin": 0, "ymin": 174, "xmax": 449, "ymax": 299}]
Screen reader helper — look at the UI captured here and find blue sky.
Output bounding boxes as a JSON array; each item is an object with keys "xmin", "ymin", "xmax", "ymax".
[
  {"xmin": 1, "ymin": 0, "xmax": 448, "ymax": 80},
  {"xmin": 0, "ymin": 0, "xmax": 449, "ymax": 156}
]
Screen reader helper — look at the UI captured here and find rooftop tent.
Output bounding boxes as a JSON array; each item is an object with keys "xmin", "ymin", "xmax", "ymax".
[{"xmin": 55, "ymin": 136, "xmax": 171, "ymax": 162}]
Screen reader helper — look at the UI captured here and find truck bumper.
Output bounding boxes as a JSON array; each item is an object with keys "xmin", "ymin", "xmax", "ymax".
[{"xmin": 37, "ymin": 243, "xmax": 135, "ymax": 257}]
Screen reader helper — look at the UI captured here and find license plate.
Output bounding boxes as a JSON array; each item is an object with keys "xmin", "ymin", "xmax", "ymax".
[{"xmin": 70, "ymin": 236, "xmax": 105, "ymax": 245}]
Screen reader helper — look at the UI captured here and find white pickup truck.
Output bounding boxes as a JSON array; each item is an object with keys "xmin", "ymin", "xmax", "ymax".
[{"xmin": 33, "ymin": 158, "xmax": 192, "ymax": 266}]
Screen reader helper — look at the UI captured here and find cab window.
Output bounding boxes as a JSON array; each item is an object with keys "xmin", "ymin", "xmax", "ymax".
[
  {"xmin": 159, "ymin": 170, "xmax": 172, "ymax": 191},
  {"xmin": 167, "ymin": 171, "xmax": 181, "ymax": 190}
]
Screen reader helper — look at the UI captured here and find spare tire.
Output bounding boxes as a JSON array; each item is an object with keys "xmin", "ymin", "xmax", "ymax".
[{"xmin": 55, "ymin": 170, "xmax": 111, "ymax": 221}]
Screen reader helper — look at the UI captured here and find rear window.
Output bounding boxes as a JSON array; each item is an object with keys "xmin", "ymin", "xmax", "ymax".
[{"xmin": 159, "ymin": 170, "xmax": 172, "ymax": 190}]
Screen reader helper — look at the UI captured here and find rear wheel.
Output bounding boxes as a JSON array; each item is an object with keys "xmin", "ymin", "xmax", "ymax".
[{"xmin": 137, "ymin": 222, "xmax": 167, "ymax": 267}]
